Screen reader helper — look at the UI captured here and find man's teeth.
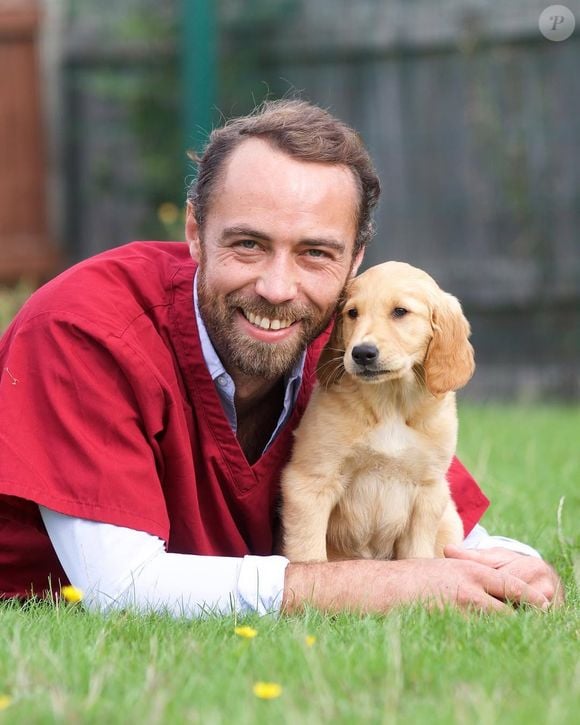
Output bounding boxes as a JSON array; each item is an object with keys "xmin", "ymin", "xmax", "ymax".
[{"xmin": 245, "ymin": 311, "xmax": 293, "ymax": 330}]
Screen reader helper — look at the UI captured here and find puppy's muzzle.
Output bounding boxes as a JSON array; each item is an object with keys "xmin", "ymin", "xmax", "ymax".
[{"xmin": 351, "ymin": 343, "xmax": 379, "ymax": 368}]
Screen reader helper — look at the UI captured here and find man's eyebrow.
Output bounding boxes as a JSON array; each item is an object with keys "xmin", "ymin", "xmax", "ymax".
[
  {"xmin": 222, "ymin": 225, "xmax": 272, "ymax": 241},
  {"xmin": 299, "ymin": 238, "xmax": 346, "ymax": 253},
  {"xmin": 221, "ymin": 226, "xmax": 347, "ymax": 253}
]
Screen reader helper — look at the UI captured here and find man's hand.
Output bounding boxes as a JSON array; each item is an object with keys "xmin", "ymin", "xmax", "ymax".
[
  {"xmin": 444, "ymin": 545, "xmax": 565, "ymax": 607},
  {"xmin": 282, "ymin": 556, "xmax": 552, "ymax": 615}
]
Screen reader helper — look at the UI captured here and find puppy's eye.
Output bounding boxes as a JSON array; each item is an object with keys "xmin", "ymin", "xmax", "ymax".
[
  {"xmin": 347, "ymin": 308, "xmax": 358, "ymax": 319},
  {"xmin": 392, "ymin": 307, "xmax": 408, "ymax": 319}
]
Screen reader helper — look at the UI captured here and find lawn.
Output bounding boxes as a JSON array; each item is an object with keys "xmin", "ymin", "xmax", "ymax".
[{"xmin": 0, "ymin": 404, "xmax": 578, "ymax": 724}]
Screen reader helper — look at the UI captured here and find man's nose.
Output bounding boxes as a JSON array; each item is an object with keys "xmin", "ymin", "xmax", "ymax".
[{"xmin": 255, "ymin": 255, "xmax": 299, "ymax": 304}]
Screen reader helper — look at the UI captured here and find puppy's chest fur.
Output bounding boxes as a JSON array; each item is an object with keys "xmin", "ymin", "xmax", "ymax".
[
  {"xmin": 339, "ymin": 412, "xmax": 430, "ymax": 490},
  {"xmin": 327, "ymin": 414, "xmax": 438, "ymax": 556}
]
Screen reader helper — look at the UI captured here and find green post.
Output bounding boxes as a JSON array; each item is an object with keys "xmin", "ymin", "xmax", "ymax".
[{"xmin": 181, "ymin": 0, "xmax": 217, "ymax": 156}]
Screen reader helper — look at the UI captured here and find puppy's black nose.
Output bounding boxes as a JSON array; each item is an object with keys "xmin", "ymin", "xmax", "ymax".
[{"xmin": 352, "ymin": 343, "xmax": 379, "ymax": 367}]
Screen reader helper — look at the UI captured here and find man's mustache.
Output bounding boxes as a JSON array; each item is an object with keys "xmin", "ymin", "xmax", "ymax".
[{"xmin": 225, "ymin": 292, "xmax": 315, "ymax": 324}]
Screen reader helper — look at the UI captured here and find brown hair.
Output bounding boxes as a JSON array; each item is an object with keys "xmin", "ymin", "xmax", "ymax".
[{"xmin": 186, "ymin": 99, "xmax": 381, "ymax": 255}]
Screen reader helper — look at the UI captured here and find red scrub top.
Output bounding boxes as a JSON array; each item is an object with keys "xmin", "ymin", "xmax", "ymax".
[{"xmin": 0, "ymin": 242, "xmax": 489, "ymax": 598}]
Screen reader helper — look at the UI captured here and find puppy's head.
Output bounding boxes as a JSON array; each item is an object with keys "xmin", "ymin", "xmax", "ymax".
[{"xmin": 317, "ymin": 261, "xmax": 474, "ymax": 395}]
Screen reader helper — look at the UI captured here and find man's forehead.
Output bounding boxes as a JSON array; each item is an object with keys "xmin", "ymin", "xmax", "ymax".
[
  {"xmin": 199, "ymin": 138, "xmax": 359, "ymax": 253},
  {"xmin": 217, "ymin": 137, "xmax": 358, "ymax": 199}
]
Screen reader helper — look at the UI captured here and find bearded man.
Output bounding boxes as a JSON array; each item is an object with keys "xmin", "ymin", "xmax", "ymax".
[{"xmin": 0, "ymin": 100, "xmax": 562, "ymax": 613}]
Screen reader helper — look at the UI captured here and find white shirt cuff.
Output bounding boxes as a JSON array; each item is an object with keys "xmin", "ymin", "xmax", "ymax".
[
  {"xmin": 236, "ymin": 555, "xmax": 289, "ymax": 615},
  {"xmin": 463, "ymin": 523, "xmax": 542, "ymax": 559}
]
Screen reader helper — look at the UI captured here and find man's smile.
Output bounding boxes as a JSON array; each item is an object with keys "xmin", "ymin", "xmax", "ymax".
[
  {"xmin": 235, "ymin": 308, "xmax": 301, "ymax": 343},
  {"xmin": 240, "ymin": 308, "xmax": 295, "ymax": 331}
]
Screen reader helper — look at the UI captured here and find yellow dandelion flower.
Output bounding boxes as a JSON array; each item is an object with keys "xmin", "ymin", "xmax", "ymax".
[
  {"xmin": 253, "ymin": 682, "xmax": 282, "ymax": 700},
  {"xmin": 61, "ymin": 585, "xmax": 84, "ymax": 603},
  {"xmin": 0, "ymin": 695, "xmax": 12, "ymax": 710},
  {"xmin": 305, "ymin": 635, "xmax": 316, "ymax": 647},
  {"xmin": 234, "ymin": 625, "xmax": 258, "ymax": 639},
  {"xmin": 157, "ymin": 202, "xmax": 180, "ymax": 226}
]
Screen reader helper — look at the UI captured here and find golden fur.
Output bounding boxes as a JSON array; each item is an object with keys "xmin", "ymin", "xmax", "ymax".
[{"xmin": 281, "ymin": 261, "xmax": 475, "ymax": 562}]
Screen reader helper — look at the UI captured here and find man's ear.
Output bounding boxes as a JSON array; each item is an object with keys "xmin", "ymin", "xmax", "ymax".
[
  {"xmin": 350, "ymin": 247, "xmax": 365, "ymax": 278},
  {"xmin": 185, "ymin": 202, "xmax": 201, "ymax": 261}
]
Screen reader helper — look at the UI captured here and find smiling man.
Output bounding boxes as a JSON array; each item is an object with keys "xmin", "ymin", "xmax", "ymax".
[
  {"xmin": 192, "ymin": 136, "xmax": 364, "ymax": 464},
  {"xmin": 0, "ymin": 100, "xmax": 562, "ymax": 613}
]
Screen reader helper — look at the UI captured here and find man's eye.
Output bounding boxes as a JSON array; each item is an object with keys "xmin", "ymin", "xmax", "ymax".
[
  {"xmin": 238, "ymin": 240, "xmax": 258, "ymax": 250},
  {"xmin": 392, "ymin": 307, "xmax": 408, "ymax": 318},
  {"xmin": 305, "ymin": 249, "xmax": 328, "ymax": 258}
]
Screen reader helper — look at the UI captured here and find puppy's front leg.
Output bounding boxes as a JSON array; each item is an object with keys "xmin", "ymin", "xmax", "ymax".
[
  {"xmin": 281, "ymin": 470, "xmax": 343, "ymax": 562},
  {"xmin": 396, "ymin": 482, "xmax": 449, "ymax": 559},
  {"xmin": 434, "ymin": 500, "xmax": 464, "ymax": 556}
]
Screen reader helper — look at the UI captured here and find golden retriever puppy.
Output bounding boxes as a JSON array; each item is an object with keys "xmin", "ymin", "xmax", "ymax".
[{"xmin": 281, "ymin": 261, "xmax": 475, "ymax": 562}]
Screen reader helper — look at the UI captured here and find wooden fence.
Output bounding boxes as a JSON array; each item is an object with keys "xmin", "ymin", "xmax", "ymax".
[{"xmin": 0, "ymin": 0, "xmax": 55, "ymax": 282}]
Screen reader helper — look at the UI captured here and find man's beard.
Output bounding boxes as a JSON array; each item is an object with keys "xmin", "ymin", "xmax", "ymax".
[{"xmin": 197, "ymin": 273, "xmax": 340, "ymax": 380}]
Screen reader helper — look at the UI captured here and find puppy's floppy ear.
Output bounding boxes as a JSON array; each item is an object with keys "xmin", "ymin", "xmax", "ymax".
[
  {"xmin": 424, "ymin": 292, "xmax": 475, "ymax": 396},
  {"xmin": 316, "ymin": 312, "xmax": 345, "ymax": 388}
]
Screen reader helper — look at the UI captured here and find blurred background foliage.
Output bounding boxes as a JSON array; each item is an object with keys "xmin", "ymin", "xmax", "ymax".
[
  {"xmin": 0, "ymin": 283, "xmax": 34, "ymax": 334},
  {"xmin": 62, "ymin": 0, "xmax": 303, "ymax": 248},
  {"xmin": 64, "ymin": 0, "xmax": 185, "ymax": 245}
]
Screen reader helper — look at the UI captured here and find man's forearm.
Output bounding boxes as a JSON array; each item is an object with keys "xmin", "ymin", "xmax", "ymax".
[
  {"xmin": 282, "ymin": 559, "xmax": 410, "ymax": 614},
  {"xmin": 282, "ymin": 556, "xmax": 552, "ymax": 614}
]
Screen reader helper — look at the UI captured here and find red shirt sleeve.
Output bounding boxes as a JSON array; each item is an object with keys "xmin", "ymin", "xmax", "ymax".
[
  {"xmin": 0, "ymin": 313, "xmax": 170, "ymax": 540},
  {"xmin": 447, "ymin": 456, "xmax": 490, "ymax": 536}
]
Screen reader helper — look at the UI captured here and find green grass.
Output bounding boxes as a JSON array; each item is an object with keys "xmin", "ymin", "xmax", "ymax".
[
  {"xmin": 0, "ymin": 405, "xmax": 578, "ymax": 723},
  {"xmin": 0, "ymin": 598, "xmax": 577, "ymax": 724},
  {"xmin": 457, "ymin": 404, "xmax": 579, "ymax": 572}
]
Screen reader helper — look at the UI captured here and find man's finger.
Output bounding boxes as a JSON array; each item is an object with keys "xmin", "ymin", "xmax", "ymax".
[
  {"xmin": 424, "ymin": 587, "xmax": 509, "ymax": 614},
  {"xmin": 481, "ymin": 593, "xmax": 514, "ymax": 614},
  {"xmin": 460, "ymin": 592, "xmax": 511, "ymax": 614},
  {"xmin": 444, "ymin": 545, "xmax": 515, "ymax": 568},
  {"xmin": 484, "ymin": 570, "xmax": 550, "ymax": 609}
]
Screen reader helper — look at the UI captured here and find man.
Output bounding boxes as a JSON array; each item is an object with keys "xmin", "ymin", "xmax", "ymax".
[{"xmin": 0, "ymin": 100, "xmax": 562, "ymax": 614}]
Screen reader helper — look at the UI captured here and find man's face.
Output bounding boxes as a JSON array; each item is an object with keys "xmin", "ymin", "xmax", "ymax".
[{"xmin": 188, "ymin": 138, "xmax": 364, "ymax": 380}]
